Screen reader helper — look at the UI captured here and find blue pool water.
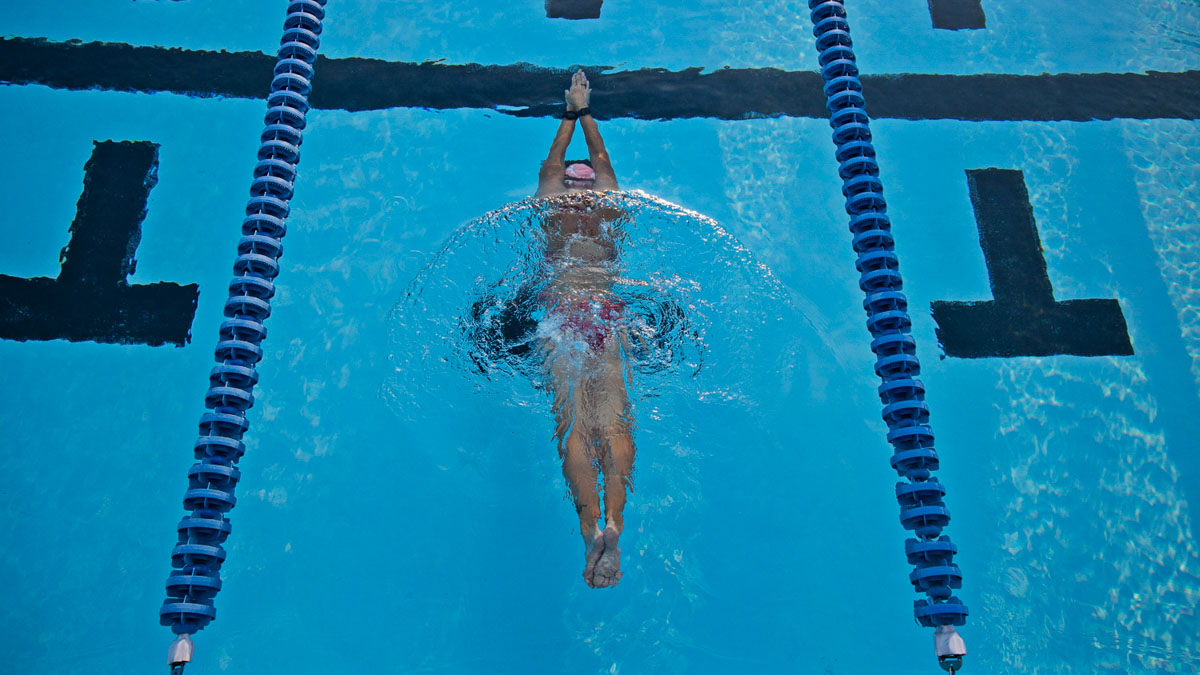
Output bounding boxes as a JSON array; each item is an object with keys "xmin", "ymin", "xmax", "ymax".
[{"xmin": 3, "ymin": 1, "xmax": 1200, "ymax": 672}]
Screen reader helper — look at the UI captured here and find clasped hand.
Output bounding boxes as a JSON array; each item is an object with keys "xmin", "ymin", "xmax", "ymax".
[{"xmin": 565, "ymin": 69, "xmax": 591, "ymax": 111}]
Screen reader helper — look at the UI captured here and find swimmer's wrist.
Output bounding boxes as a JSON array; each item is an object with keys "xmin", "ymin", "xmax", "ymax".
[
  {"xmin": 562, "ymin": 108, "xmax": 580, "ymax": 121},
  {"xmin": 576, "ymin": 107, "xmax": 592, "ymax": 118}
]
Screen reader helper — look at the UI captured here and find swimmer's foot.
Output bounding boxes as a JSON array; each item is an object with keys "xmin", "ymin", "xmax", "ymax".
[
  {"xmin": 583, "ymin": 525, "xmax": 622, "ymax": 589},
  {"xmin": 583, "ymin": 529, "xmax": 604, "ymax": 587}
]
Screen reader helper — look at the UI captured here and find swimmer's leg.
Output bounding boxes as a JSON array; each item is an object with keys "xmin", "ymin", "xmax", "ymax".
[
  {"xmin": 562, "ymin": 427, "xmax": 608, "ymax": 587},
  {"xmin": 542, "ymin": 338, "xmax": 606, "ymax": 586},
  {"xmin": 601, "ymin": 424, "xmax": 634, "ymax": 532},
  {"xmin": 593, "ymin": 345, "xmax": 634, "ymax": 588}
]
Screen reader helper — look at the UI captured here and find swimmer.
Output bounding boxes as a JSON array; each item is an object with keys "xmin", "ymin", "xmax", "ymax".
[{"xmin": 536, "ymin": 70, "xmax": 633, "ymax": 589}]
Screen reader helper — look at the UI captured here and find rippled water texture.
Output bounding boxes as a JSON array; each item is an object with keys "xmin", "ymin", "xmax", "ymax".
[
  {"xmin": 386, "ymin": 190, "xmax": 813, "ymax": 427},
  {"xmin": 377, "ymin": 191, "xmax": 862, "ymax": 672}
]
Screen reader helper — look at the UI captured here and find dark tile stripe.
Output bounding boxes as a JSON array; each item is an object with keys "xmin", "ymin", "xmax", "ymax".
[
  {"xmin": 545, "ymin": 0, "xmax": 603, "ymax": 20},
  {"xmin": 3, "ymin": 37, "xmax": 1199, "ymax": 121},
  {"xmin": 59, "ymin": 140, "xmax": 157, "ymax": 287},
  {"xmin": 0, "ymin": 37, "xmax": 270, "ymax": 101},
  {"xmin": 927, "ymin": 0, "xmax": 986, "ymax": 31}
]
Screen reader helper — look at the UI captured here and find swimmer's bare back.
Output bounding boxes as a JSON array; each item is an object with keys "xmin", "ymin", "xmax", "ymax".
[{"xmin": 542, "ymin": 195, "xmax": 625, "ymax": 266}]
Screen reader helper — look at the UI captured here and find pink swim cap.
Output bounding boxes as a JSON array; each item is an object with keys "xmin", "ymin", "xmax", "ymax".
[{"xmin": 565, "ymin": 163, "xmax": 596, "ymax": 181}]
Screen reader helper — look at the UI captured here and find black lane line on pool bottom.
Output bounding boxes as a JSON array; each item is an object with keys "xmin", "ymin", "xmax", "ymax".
[
  {"xmin": 4, "ymin": 37, "xmax": 1200, "ymax": 121},
  {"xmin": 0, "ymin": 141, "xmax": 199, "ymax": 347},
  {"xmin": 545, "ymin": 0, "xmax": 603, "ymax": 20},
  {"xmin": 927, "ymin": 0, "xmax": 986, "ymax": 30},
  {"xmin": 931, "ymin": 169, "xmax": 1134, "ymax": 358}
]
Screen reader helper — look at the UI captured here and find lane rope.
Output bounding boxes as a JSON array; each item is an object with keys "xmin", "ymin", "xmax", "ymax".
[
  {"xmin": 158, "ymin": 2, "xmax": 329, "ymax": 672},
  {"xmin": 806, "ymin": 1, "xmax": 969, "ymax": 669}
]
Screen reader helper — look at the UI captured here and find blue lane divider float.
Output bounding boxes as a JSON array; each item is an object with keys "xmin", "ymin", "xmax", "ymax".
[
  {"xmin": 806, "ymin": 0, "xmax": 969, "ymax": 670},
  {"xmin": 159, "ymin": 1, "xmax": 328, "ymax": 671}
]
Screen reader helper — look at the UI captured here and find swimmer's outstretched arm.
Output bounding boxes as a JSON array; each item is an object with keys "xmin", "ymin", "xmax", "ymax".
[
  {"xmin": 579, "ymin": 115, "xmax": 618, "ymax": 191},
  {"xmin": 536, "ymin": 93, "xmax": 578, "ymax": 197},
  {"xmin": 573, "ymin": 72, "xmax": 619, "ymax": 191},
  {"xmin": 537, "ymin": 70, "xmax": 619, "ymax": 196}
]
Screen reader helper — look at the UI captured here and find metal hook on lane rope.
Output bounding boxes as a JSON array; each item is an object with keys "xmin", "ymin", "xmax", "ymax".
[
  {"xmin": 168, "ymin": 633, "xmax": 193, "ymax": 674},
  {"xmin": 935, "ymin": 625, "xmax": 966, "ymax": 672}
]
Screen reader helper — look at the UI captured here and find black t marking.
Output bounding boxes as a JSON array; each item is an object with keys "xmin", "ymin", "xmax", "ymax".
[
  {"xmin": 932, "ymin": 169, "xmax": 1134, "ymax": 358},
  {"xmin": 0, "ymin": 141, "xmax": 199, "ymax": 347}
]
